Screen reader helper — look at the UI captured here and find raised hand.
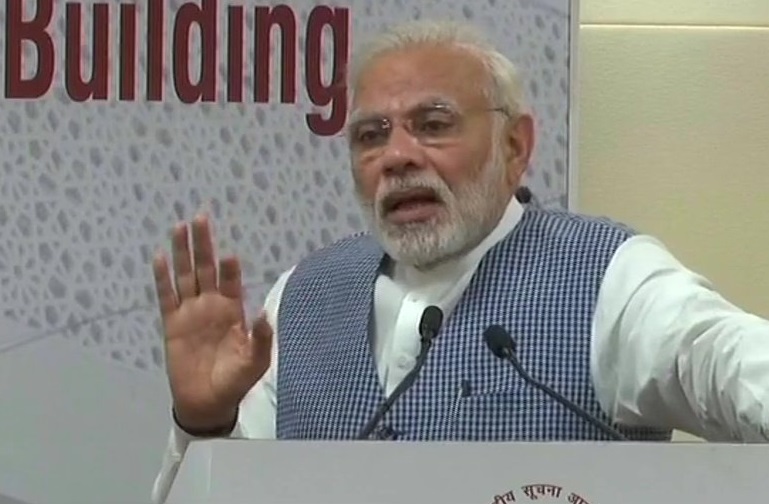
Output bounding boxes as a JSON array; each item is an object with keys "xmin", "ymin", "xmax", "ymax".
[{"xmin": 152, "ymin": 214, "xmax": 272, "ymax": 433}]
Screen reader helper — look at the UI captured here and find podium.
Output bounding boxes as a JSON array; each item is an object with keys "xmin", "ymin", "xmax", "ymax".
[{"xmin": 165, "ymin": 439, "xmax": 769, "ymax": 503}]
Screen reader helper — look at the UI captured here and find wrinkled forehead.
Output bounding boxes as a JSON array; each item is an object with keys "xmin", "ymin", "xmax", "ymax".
[{"xmin": 349, "ymin": 45, "xmax": 491, "ymax": 120}]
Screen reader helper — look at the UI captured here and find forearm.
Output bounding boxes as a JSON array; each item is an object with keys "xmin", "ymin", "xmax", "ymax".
[
  {"xmin": 600, "ymin": 306, "xmax": 769, "ymax": 440},
  {"xmin": 591, "ymin": 235, "xmax": 769, "ymax": 440},
  {"xmin": 151, "ymin": 415, "xmax": 248, "ymax": 504},
  {"xmin": 151, "ymin": 379, "xmax": 277, "ymax": 504},
  {"xmin": 676, "ymin": 315, "xmax": 769, "ymax": 441}
]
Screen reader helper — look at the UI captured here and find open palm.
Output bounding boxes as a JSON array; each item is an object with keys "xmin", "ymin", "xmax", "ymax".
[{"xmin": 153, "ymin": 215, "xmax": 272, "ymax": 432}]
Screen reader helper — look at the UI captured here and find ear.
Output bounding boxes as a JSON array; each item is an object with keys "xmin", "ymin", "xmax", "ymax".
[{"xmin": 502, "ymin": 114, "xmax": 535, "ymax": 187}]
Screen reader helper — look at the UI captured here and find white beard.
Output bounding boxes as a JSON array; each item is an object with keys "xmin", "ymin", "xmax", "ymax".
[{"xmin": 356, "ymin": 147, "xmax": 510, "ymax": 269}]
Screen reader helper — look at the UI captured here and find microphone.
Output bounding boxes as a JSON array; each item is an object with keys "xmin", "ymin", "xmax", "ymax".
[
  {"xmin": 483, "ymin": 325, "xmax": 626, "ymax": 441},
  {"xmin": 356, "ymin": 305, "xmax": 444, "ymax": 440},
  {"xmin": 515, "ymin": 186, "xmax": 533, "ymax": 204}
]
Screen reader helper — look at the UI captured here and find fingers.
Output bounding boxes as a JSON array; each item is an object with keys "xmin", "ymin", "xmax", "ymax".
[
  {"xmin": 152, "ymin": 251, "xmax": 178, "ymax": 317},
  {"xmin": 218, "ymin": 256, "xmax": 243, "ymax": 300},
  {"xmin": 191, "ymin": 215, "xmax": 217, "ymax": 293},
  {"xmin": 166, "ymin": 212, "xmax": 233, "ymax": 302},
  {"xmin": 220, "ymin": 256, "xmax": 246, "ymax": 326},
  {"xmin": 250, "ymin": 312, "xmax": 273, "ymax": 370},
  {"xmin": 171, "ymin": 222, "xmax": 197, "ymax": 300}
]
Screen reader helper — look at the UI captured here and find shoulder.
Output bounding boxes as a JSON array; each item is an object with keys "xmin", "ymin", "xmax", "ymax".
[
  {"xmin": 285, "ymin": 232, "xmax": 381, "ymax": 273},
  {"xmin": 261, "ymin": 231, "xmax": 378, "ymax": 317},
  {"xmin": 509, "ymin": 207, "xmax": 637, "ymax": 254},
  {"xmin": 519, "ymin": 207, "xmax": 637, "ymax": 239}
]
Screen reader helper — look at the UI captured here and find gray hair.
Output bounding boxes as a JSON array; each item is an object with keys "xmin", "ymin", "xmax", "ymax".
[{"xmin": 347, "ymin": 20, "xmax": 528, "ymax": 117}]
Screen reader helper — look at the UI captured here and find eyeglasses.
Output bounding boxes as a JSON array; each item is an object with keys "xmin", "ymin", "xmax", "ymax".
[{"xmin": 346, "ymin": 102, "xmax": 511, "ymax": 154}]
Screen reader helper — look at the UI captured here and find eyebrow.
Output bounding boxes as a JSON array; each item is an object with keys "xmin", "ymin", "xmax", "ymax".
[{"xmin": 347, "ymin": 95, "xmax": 462, "ymax": 125}]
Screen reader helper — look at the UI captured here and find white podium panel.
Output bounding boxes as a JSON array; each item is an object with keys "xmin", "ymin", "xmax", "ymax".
[{"xmin": 166, "ymin": 439, "xmax": 768, "ymax": 503}]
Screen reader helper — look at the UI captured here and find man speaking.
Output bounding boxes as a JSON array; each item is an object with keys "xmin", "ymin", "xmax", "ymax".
[{"xmin": 150, "ymin": 19, "xmax": 769, "ymax": 504}]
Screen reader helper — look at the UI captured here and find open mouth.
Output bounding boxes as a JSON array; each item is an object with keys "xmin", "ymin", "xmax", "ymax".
[{"xmin": 381, "ymin": 188, "xmax": 444, "ymax": 224}]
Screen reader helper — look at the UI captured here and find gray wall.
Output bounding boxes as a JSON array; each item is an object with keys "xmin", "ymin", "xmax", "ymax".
[{"xmin": 0, "ymin": 1, "xmax": 574, "ymax": 502}]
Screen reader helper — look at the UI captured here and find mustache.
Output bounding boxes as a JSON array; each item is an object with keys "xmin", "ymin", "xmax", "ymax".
[
  {"xmin": 376, "ymin": 174, "xmax": 449, "ymax": 199},
  {"xmin": 375, "ymin": 175, "xmax": 451, "ymax": 214}
]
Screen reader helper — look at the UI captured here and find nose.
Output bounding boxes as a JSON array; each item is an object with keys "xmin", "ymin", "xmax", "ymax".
[{"xmin": 379, "ymin": 124, "xmax": 425, "ymax": 176}]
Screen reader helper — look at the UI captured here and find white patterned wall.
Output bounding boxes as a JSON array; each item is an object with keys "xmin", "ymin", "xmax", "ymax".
[{"xmin": 0, "ymin": 1, "xmax": 575, "ymax": 503}]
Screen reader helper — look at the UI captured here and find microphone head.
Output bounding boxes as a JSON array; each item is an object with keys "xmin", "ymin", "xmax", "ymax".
[
  {"xmin": 515, "ymin": 186, "xmax": 533, "ymax": 204},
  {"xmin": 483, "ymin": 325, "xmax": 516, "ymax": 359},
  {"xmin": 419, "ymin": 305, "xmax": 444, "ymax": 342}
]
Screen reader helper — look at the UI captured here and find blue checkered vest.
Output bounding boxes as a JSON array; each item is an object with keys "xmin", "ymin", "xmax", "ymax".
[{"xmin": 275, "ymin": 207, "xmax": 672, "ymax": 441}]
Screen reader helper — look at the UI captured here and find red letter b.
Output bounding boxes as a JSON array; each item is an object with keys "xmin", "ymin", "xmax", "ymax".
[{"xmin": 5, "ymin": 0, "xmax": 56, "ymax": 98}]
